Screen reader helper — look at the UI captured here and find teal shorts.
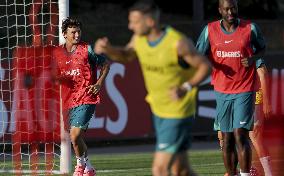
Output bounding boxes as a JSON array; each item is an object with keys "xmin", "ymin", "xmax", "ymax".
[
  {"xmin": 67, "ymin": 104, "xmax": 96, "ymax": 130},
  {"xmin": 214, "ymin": 94, "xmax": 254, "ymax": 132},
  {"xmin": 153, "ymin": 114, "xmax": 193, "ymax": 154}
]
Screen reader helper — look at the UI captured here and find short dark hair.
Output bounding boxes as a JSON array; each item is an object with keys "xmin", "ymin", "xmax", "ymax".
[
  {"xmin": 219, "ymin": 0, "xmax": 238, "ymax": 7},
  {"xmin": 129, "ymin": 0, "xmax": 160, "ymax": 20},
  {"xmin": 61, "ymin": 17, "xmax": 82, "ymax": 33}
]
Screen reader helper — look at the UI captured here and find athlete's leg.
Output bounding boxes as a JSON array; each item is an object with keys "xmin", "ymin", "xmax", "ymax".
[
  {"xmin": 234, "ymin": 128, "xmax": 252, "ymax": 173},
  {"xmin": 170, "ymin": 151, "xmax": 197, "ymax": 176},
  {"xmin": 70, "ymin": 127, "xmax": 87, "ymax": 158},
  {"xmin": 69, "ymin": 105, "xmax": 96, "ymax": 175},
  {"xmin": 232, "ymin": 93, "xmax": 254, "ymax": 174},
  {"xmin": 216, "ymin": 97, "xmax": 238, "ymax": 175},
  {"xmin": 223, "ymin": 132, "xmax": 237, "ymax": 175},
  {"xmin": 249, "ymin": 127, "xmax": 268, "ymax": 158},
  {"xmin": 152, "ymin": 114, "xmax": 194, "ymax": 176},
  {"xmin": 219, "ymin": 131, "xmax": 238, "ymax": 176},
  {"xmin": 250, "ymin": 104, "xmax": 269, "ymax": 158},
  {"xmin": 250, "ymin": 125, "xmax": 273, "ymax": 176},
  {"xmin": 70, "ymin": 127, "xmax": 87, "ymax": 176},
  {"xmin": 152, "ymin": 152, "xmax": 173, "ymax": 176}
]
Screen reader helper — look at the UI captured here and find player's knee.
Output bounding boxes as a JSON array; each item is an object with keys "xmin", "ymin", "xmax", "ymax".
[
  {"xmin": 235, "ymin": 133, "xmax": 248, "ymax": 145},
  {"xmin": 234, "ymin": 129, "xmax": 249, "ymax": 143},
  {"xmin": 152, "ymin": 164, "xmax": 168, "ymax": 176},
  {"xmin": 171, "ymin": 167, "xmax": 190, "ymax": 176},
  {"xmin": 223, "ymin": 137, "xmax": 234, "ymax": 151},
  {"xmin": 70, "ymin": 131, "xmax": 81, "ymax": 145}
]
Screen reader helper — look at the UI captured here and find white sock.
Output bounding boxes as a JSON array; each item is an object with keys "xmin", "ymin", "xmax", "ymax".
[
  {"xmin": 76, "ymin": 155, "xmax": 85, "ymax": 166},
  {"xmin": 240, "ymin": 172, "xmax": 250, "ymax": 176},
  {"xmin": 84, "ymin": 156, "xmax": 94, "ymax": 171},
  {"xmin": 260, "ymin": 156, "xmax": 273, "ymax": 176}
]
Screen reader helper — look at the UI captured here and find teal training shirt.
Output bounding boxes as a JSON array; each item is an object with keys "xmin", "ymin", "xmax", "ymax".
[{"xmin": 88, "ymin": 45, "xmax": 106, "ymax": 68}]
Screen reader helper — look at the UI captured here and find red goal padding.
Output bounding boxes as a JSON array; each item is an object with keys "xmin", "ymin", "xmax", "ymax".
[{"xmin": 12, "ymin": 46, "xmax": 61, "ymax": 143}]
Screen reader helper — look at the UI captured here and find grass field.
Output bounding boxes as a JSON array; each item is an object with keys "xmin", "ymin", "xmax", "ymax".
[
  {"xmin": 0, "ymin": 150, "xmax": 224, "ymax": 176},
  {"xmin": 92, "ymin": 150, "xmax": 225, "ymax": 176},
  {"xmin": 1, "ymin": 148, "xmax": 283, "ymax": 176}
]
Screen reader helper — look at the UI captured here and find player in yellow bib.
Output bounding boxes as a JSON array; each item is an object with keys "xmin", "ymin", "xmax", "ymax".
[{"xmin": 95, "ymin": 1, "xmax": 210, "ymax": 175}]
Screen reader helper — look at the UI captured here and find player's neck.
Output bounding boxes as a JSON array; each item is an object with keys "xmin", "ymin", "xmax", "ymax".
[
  {"xmin": 65, "ymin": 42, "xmax": 77, "ymax": 53},
  {"xmin": 147, "ymin": 26, "xmax": 164, "ymax": 42},
  {"xmin": 221, "ymin": 20, "xmax": 238, "ymax": 33}
]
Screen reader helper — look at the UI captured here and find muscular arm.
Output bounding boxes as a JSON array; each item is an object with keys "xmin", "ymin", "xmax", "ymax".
[
  {"xmin": 169, "ymin": 37, "xmax": 211, "ymax": 100},
  {"xmin": 178, "ymin": 38, "xmax": 211, "ymax": 87},
  {"xmin": 95, "ymin": 36, "xmax": 137, "ymax": 63}
]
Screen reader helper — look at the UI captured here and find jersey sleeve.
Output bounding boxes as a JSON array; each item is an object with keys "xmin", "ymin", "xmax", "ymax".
[
  {"xmin": 88, "ymin": 45, "xmax": 106, "ymax": 67},
  {"xmin": 196, "ymin": 25, "xmax": 210, "ymax": 55},
  {"xmin": 251, "ymin": 23, "xmax": 266, "ymax": 54},
  {"xmin": 255, "ymin": 58, "xmax": 265, "ymax": 69}
]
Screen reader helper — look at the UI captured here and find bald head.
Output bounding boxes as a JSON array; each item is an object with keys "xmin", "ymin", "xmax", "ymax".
[{"xmin": 219, "ymin": 0, "xmax": 238, "ymax": 7}]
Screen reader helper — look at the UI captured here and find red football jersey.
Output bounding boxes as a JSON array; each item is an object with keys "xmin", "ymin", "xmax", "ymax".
[
  {"xmin": 53, "ymin": 42, "xmax": 100, "ymax": 109},
  {"xmin": 208, "ymin": 19, "xmax": 256, "ymax": 93}
]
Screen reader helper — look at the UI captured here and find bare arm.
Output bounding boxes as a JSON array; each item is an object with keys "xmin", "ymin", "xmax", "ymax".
[
  {"xmin": 97, "ymin": 59, "xmax": 110, "ymax": 85},
  {"xmin": 170, "ymin": 37, "xmax": 211, "ymax": 100},
  {"xmin": 257, "ymin": 64, "xmax": 271, "ymax": 118},
  {"xmin": 87, "ymin": 59, "xmax": 110, "ymax": 95},
  {"xmin": 178, "ymin": 38, "xmax": 211, "ymax": 86},
  {"xmin": 95, "ymin": 36, "xmax": 137, "ymax": 63}
]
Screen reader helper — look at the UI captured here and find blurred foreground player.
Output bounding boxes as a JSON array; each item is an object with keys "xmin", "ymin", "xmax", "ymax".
[{"xmin": 95, "ymin": 1, "xmax": 211, "ymax": 175}]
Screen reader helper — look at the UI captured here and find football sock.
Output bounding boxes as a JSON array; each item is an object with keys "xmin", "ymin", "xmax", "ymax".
[
  {"xmin": 76, "ymin": 155, "xmax": 85, "ymax": 166},
  {"xmin": 260, "ymin": 156, "xmax": 273, "ymax": 176},
  {"xmin": 85, "ymin": 156, "xmax": 94, "ymax": 171}
]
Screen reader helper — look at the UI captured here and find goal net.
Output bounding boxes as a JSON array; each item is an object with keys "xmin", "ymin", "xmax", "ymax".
[{"xmin": 0, "ymin": 0, "xmax": 70, "ymax": 174}]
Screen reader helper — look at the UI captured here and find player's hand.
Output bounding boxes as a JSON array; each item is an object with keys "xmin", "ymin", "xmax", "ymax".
[
  {"xmin": 87, "ymin": 84, "xmax": 101, "ymax": 95},
  {"xmin": 95, "ymin": 37, "xmax": 110, "ymax": 54},
  {"xmin": 169, "ymin": 87, "xmax": 187, "ymax": 101},
  {"xmin": 241, "ymin": 57, "xmax": 254, "ymax": 67},
  {"xmin": 241, "ymin": 58, "xmax": 249, "ymax": 67},
  {"xmin": 263, "ymin": 101, "xmax": 272, "ymax": 118}
]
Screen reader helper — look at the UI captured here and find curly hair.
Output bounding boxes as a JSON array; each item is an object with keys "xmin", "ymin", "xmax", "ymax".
[{"xmin": 61, "ymin": 17, "xmax": 82, "ymax": 33}]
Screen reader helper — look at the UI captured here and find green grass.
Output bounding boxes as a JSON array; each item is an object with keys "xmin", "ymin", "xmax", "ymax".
[
  {"xmin": 1, "ymin": 148, "xmax": 283, "ymax": 176},
  {"xmin": 0, "ymin": 149, "xmax": 226, "ymax": 176}
]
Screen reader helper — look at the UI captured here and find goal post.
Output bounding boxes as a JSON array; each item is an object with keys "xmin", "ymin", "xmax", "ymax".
[
  {"xmin": 58, "ymin": 0, "xmax": 71, "ymax": 174},
  {"xmin": 0, "ymin": 0, "xmax": 71, "ymax": 174}
]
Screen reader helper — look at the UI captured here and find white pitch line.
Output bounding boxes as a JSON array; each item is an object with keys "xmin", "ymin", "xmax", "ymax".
[{"xmin": 96, "ymin": 163, "xmax": 225, "ymax": 173}]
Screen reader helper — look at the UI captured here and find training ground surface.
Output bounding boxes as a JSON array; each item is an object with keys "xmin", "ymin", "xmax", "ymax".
[{"xmin": 1, "ymin": 141, "xmax": 283, "ymax": 176}]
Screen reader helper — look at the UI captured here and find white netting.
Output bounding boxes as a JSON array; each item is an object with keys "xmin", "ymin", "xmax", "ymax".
[{"xmin": 0, "ymin": 0, "xmax": 66, "ymax": 174}]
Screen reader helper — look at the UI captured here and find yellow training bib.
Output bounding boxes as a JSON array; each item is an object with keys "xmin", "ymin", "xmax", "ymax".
[{"xmin": 134, "ymin": 27, "xmax": 197, "ymax": 118}]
